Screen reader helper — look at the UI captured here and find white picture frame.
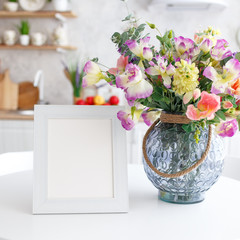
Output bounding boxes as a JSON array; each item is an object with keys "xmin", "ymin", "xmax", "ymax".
[{"xmin": 33, "ymin": 105, "xmax": 128, "ymax": 214}]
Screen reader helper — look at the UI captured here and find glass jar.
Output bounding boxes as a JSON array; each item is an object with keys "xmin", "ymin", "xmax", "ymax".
[{"xmin": 143, "ymin": 121, "xmax": 224, "ymax": 204}]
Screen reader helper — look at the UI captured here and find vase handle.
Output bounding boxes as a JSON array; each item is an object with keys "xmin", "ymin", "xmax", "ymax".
[{"xmin": 142, "ymin": 119, "xmax": 212, "ymax": 178}]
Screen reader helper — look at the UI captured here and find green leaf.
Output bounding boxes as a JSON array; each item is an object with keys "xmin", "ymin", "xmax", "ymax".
[
  {"xmin": 91, "ymin": 57, "xmax": 99, "ymax": 63},
  {"xmin": 201, "ymin": 52, "xmax": 211, "ymax": 61},
  {"xmin": 162, "ymin": 96, "xmax": 171, "ymax": 104},
  {"xmin": 156, "ymin": 35, "xmax": 164, "ymax": 45},
  {"xmin": 121, "ymin": 32, "xmax": 128, "ymax": 45},
  {"xmin": 147, "ymin": 96, "xmax": 152, "ymax": 103},
  {"xmin": 215, "ymin": 110, "xmax": 226, "ymax": 120},
  {"xmin": 208, "ymin": 115, "xmax": 221, "ymax": 124},
  {"xmin": 111, "ymin": 32, "xmax": 121, "ymax": 44},
  {"xmin": 137, "ymin": 24, "xmax": 146, "ymax": 32},
  {"xmin": 235, "ymin": 52, "xmax": 240, "ymax": 62},
  {"xmin": 131, "ymin": 106, "xmax": 136, "ymax": 119},
  {"xmin": 237, "ymin": 114, "xmax": 240, "ymax": 130},
  {"xmin": 196, "ymin": 51, "xmax": 204, "ymax": 61},
  {"xmin": 182, "ymin": 124, "xmax": 192, "ymax": 133},
  {"xmin": 220, "ymin": 56, "xmax": 233, "ymax": 67},
  {"xmin": 122, "ymin": 14, "xmax": 132, "ymax": 22}
]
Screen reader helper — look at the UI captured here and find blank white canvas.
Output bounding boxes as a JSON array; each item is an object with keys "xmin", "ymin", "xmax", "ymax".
[{"xmin": 47, "ymin": 118, "xmax": 114, "ymax": 199}]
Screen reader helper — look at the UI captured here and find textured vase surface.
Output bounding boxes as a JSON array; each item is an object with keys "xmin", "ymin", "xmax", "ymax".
[{"xmin": 143, "ymin": 122, "xmax": 224, "ymax": 204}]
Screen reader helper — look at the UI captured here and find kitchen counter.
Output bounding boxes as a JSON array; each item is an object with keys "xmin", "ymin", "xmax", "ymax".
[{"xmin": 0, "ymin": 110, "xmax": 34, "ymax": 120}]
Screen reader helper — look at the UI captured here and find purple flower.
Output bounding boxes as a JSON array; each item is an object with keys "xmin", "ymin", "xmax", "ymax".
[
  {"xmin": 181, "ymin": 47, "xmax": 200, "ymax": 60},
  {"xmin": 75, "ymin": 64, "xmax": 80, "ymax": 88},
  {"xmin": 216, "ymin": 119, "xmax": 239, "ymax": 137},
  {"xmin": 210, "ymin": 39, "xmax": 232, "ymax": 61},
  {"xmin": 145, "ymin": 55, "xmax": 175, "ymax": 89},
  {"xmin": 141, "ymin": 111, "xmax": 161, "ymax": 126},
  {"xmin": 203, "ymin": 59, "xmax": 240, "ymax": 93},
  {"xmin": 174, "ymin": 36, "xmax": 195, "ymax": 56},
  {"xmin": 117, "ymin": 110, "xmax": 136, "ymax": 130},
  {"xmin": 199, "ymin": 38, "xmax": 213, "ymax": 53},
  {"xmin": 82, "ymin": 61, "xmax": 104, "ymax": 87},
  {"xmin": 125, "ymin": 37, "xmax": 153, "ymax": 61},
  {"xmin": 116, "ymin": 63, "xmax": 153, "ymax": 101}
]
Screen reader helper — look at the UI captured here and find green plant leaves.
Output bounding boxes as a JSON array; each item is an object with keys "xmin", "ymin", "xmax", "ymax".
[
  {"xmin": 237, "ymin": 114, "xmax": 240, "ymax": 129},
  {"xmin": 122, "ymin": 14, "xmax": 133, "ymax": 22},
  {"xmin": 17, "ymin": 20, "xmax": 30, "ymax": 35},
  {"xmin": 182, "ymin": 123, "xmax": 195, "ymax": 133},
  {"xmin": 220, "ymin": 56, "xmax": 233, "ymax": 67},
  {"xmin": 215, "ymin": 110, "xmax": 226, "ymax": 121},
  {"xmin": 235, "ymin": 52, "xmax": 240, "ymax": 61}
]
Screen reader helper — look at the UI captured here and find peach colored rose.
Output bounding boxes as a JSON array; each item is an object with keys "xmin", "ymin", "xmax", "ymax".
[
  {"xmin": 186, "ymin": 91, "xmax": 221, "ymax": 121},
  {"xmin": 229, "ymin": 78, "xmax": 240, "ymax": 96}
]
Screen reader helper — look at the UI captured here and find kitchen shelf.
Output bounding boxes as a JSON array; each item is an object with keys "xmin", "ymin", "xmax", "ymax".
[
  {"xmin": 0, "ymin": 11, "xmax": 77, "ymax": 18},
  {"xmin": 0, "ymin": 44, "xmax": 77, "ymax": 51}
]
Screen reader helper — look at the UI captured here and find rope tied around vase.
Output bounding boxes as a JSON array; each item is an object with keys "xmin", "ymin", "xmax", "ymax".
[{"xmin": 142, "ymin": 112, "xmax": 212, "ymax": 178}]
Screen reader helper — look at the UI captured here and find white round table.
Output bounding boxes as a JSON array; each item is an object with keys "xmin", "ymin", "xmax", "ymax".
[{"xmin": 0, "ymin": 152, "xmax": 240, "ymax": 240}]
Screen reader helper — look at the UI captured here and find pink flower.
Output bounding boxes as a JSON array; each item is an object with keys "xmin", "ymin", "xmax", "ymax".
[
  {"xmin": 108, "ymin": 55, "xmax": 128, "ymax": 75},
  {"xmin": 183, "ymin": 89, "xmax": 201, "ymax": 104},
  {"xmin": 216, "ymin": 119, "xmax": 239, "ymax": 137},
  {"xmin": 117, "ymin": 110, "xmax": 136, "ymax": 130},
  {"xmin": 116, "ymin": 63, "xmax": 153, "ymax": 101},
  {"xmin": 186, "ymin": 91, "xmax": 221, "ymax": 121},
  {"xmin": 222, "ymin": 101, "xmax": 233, "ymax": 109}
]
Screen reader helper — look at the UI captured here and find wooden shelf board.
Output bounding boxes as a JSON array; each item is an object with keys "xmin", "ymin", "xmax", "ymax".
[
  {"xmin": 0, "ymin": 110, "xmax": 34, "ymax": 120},
  {"xmin": 0, "ymin": 44, "xmax": 77, "ymax": 50},
  {"xmin": 0, "ymin": 11, "xmax": 77, "ymax": 18}
]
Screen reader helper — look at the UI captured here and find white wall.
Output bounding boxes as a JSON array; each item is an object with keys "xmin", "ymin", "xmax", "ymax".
[
  {"xmin": 0, "ymin": 0, "xmax": 240, "ymax": 104},
  {"xmin": 0, "ymin": 0, "xmax": 239, "ymax": 179}
]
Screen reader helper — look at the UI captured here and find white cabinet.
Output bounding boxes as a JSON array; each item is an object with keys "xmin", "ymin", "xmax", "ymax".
[{"xmin": 0, "ymin": 120, "xmax": 34, "ymax": 154}]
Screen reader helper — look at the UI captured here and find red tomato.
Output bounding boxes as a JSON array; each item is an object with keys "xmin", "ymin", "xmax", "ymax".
[
  {"xmin": 85, "ymin": 96, "xmax": 94, "ymax": 105},
  {"xmin": 109, "ymin": 96, "xmax": 119, "ymax": 105},
  {"xmin": 76, "ymin": 99, "xmax": 85, "ymax": 105}
]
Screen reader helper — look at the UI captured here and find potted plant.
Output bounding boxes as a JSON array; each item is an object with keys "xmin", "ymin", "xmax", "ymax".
[
  {"xmin": 17, "ymin": 20, "xmax": 30, "ymax": 46},
  {"xmin": 62, "ymin": 58, "xmax": 84, "ymax": 104},
  {"xmin": 81, "ymin": 10, "xmax": 240, "ymax": 204},
  {"xmin": 3, "ymin": 0, "xmax": 19, "ymax": 12}
]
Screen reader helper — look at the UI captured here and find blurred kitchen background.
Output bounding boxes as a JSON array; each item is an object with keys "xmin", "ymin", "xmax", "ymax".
[{"xmin": 0, "ymin": 0, "xmax": 240, "ymax": 180}]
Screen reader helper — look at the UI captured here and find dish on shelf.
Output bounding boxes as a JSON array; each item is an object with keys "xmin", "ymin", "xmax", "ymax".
[{"xmin": 19, "ymin": 0, "xmax": 46, "ymax": 12}]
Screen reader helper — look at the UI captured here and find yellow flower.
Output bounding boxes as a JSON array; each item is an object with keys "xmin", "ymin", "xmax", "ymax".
[{"xmin": 173, "ymin": 60, "xmax": 199, "ymax": 96}]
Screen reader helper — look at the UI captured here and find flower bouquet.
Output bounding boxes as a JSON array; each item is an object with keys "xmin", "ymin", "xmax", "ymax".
[{"xmin": 82, "ymin": 14, "xmax": 240, "ymax": 203}]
